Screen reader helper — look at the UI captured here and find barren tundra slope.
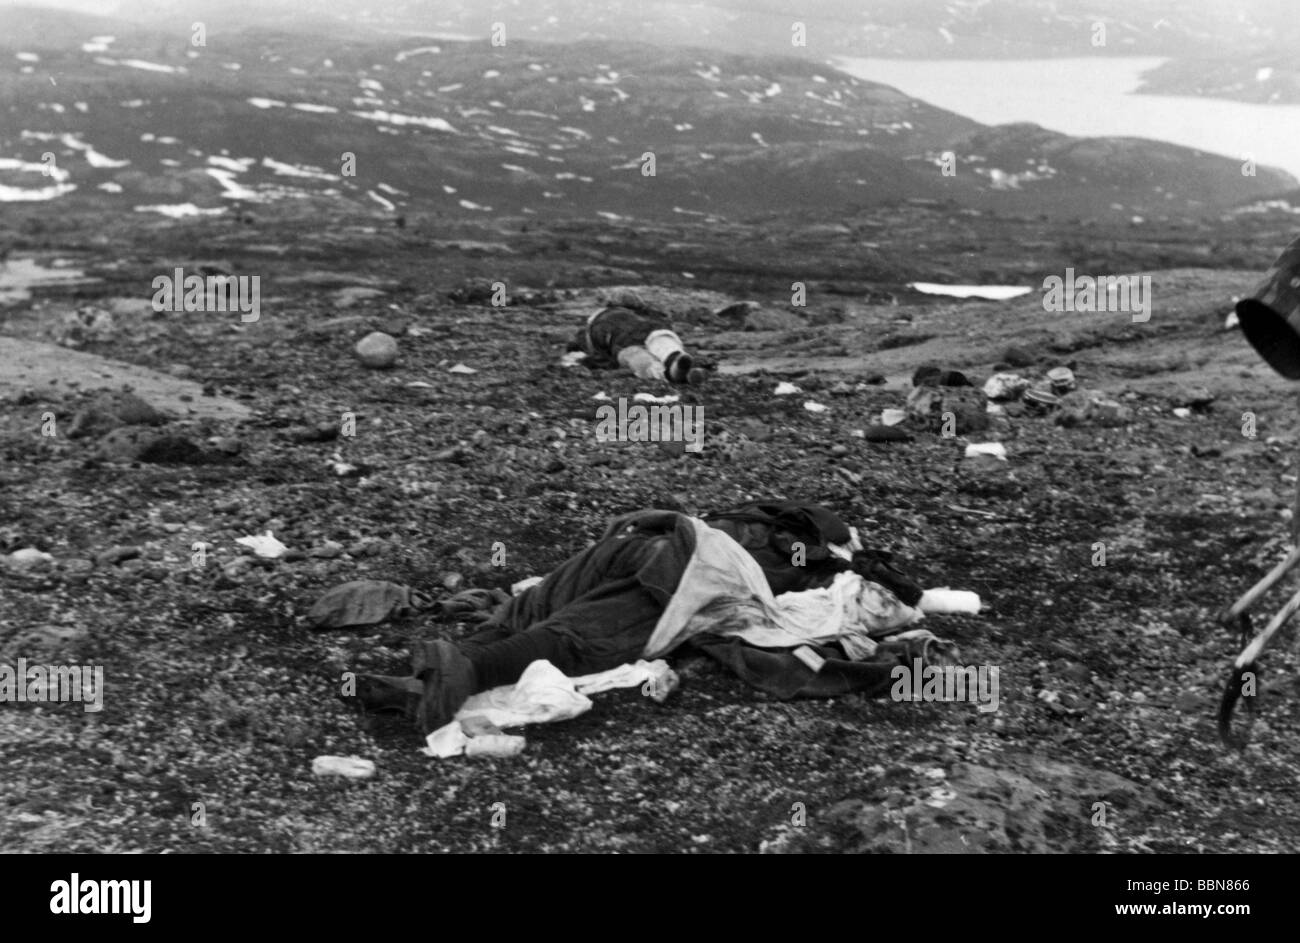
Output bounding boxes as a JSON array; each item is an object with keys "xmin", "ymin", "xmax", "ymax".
[
  {"xmin": 4, "ymin": 3, "xmax": 1300, "ymax": 856},
  {"xmin": 3, "ymin": 204, "xmax": 1300, "ymax": 852}
]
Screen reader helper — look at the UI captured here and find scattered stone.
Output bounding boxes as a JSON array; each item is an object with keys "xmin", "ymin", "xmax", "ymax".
[
  {"xmin": 309, "ymin": 541, "xmax": 345, "ymax": 559},
  {"xmin": 449, "ymin": 363, "xmax": 478, "ymax": 374},
  {"xmin": 829, "ymin": 444, "xmax": 849, "ymax": 457},
  {"xmin": 1174, "ymin": 386, "xmax": 1215, "ymax": 410},
  {"xmin": 67, "ymin": 390, "xmax": 170, "ymax": 439},
  {"xmin": 96, "ymin": 429, "xmax": 212, "ymax": 464},
  {"xmin": 333, "ymin": 286, "xmax": 387, "ymax": 308},
  {"xmin": 209, "ymin": 436, "xmax": 241, "ymax": 456},
  {"xmin": 222, "ymin": 557, "xmax": 255, "ymax": 581},
  {"xmin": 713, "ymin": 300, "xmax": 760, "ymax": 320},
  {"xmin": 906, "ymin": 385, "xmax": 989, "ymax": 434},
  {"xmin": 7, "ymin": 547, "xmax": 55, "ymax": 569},
  {"xmin": 10, "ymin": 623, "xmax": 88, "ymax": 657},
  {"xmin": 289, "ymin": 422, "xmax": 340, "ymax": 444},
  {"xmin": 743, "ymin": 308, "xmax": 802, "ymax": 331},
  {"xmin": 983, "ymin": 373, "xmax": 1030, "ymax": 401},
  {"xmin": 913, "ymin": 366, "xmax": 972, "ymax": 388},
  {"xmin": 447, "ymin": 278, "xmax": 501, "ymax": 305},
  {"xmin": 1000, "ymin": 345, "xmax": 1037, "ymax": 367},
  {"xmin": 355, "ymin": 332, "xmax": 399, "ymax": 369},
  {"xmin": 1055, "ymin": 391, "xmax": 1133, "ymax": 428},
  {"xmin": 965, "ymin": 442, "xmax": 1007, "ymax": 460},
  {"xmin": 764, "ymin": 758, "xmax": 1145, "ymax": 854},
  {"xmin": 95, "ymin": 545, "xmax": 140, "ymax": 567},
  {"xmin": 442, "ymin": 571, "xmax": 465, "ymax": 593},
  {"xmin": 863, "ymin": 425, "xmax": 912, "ymax": 442},
  {"xmin": 880, "ymin": 408, "xmax": 908, "ymax": 426}
]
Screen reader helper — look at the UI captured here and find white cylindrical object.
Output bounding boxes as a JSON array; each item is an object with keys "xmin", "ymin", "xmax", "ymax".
[
  {"xmin": 644, "ymin": 329, "xmax": 685, "ymax": 362},
  {"xmin": 919, "ymin": 588, "xmax": 981, "ymax": 615},
  {"xmin": 465, "ymin": 734, "xmax": 527, "ymax": 758},
  {"xmin": 311, "ymin": 755, "xmax": 376, "ymax": 779}
]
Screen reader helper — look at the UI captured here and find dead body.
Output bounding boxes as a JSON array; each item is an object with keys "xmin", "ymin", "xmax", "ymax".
[
  {"xmin": 350, "ymin": 502, "xmax": 956, "ymax": 735},
  {"xmin": 567, "ymin": 297, "xmax": 711, "ymax": 384}
]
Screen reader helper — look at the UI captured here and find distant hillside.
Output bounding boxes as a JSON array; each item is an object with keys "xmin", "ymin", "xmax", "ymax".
[
  {"xmin": 1137, "ymin": 57, "xmax": 1300, "ymax": 105},
  {"xmin": 82, "ymin": 0, "xmax": 1300, "ymax": 60},
  {"xmin": 0, "ymin": 10, "xmax": 1293, "ymax": 225}
]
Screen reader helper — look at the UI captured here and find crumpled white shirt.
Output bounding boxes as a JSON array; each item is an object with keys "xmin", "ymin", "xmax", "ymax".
[{"xmin": 422, "ymin": 658, "xmax": 675, "ymax": 759}]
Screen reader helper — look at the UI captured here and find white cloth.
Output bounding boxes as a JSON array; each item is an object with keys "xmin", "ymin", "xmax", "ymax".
[
  {"xmin": 644, "ymin": 329, "xmax": 684, "ymax": 362},
  {"xmin": 421, "ymin": 658, "xmax": 676, "ymax": 759},
  {"xmin": 643, "ymin": 518, "xmax": 926, "ymax": 659}
]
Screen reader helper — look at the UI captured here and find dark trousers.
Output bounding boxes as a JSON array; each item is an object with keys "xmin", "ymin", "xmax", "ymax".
[{"xmin": 457, "ymin": 512, "xmax": 694, "ymax": 689}]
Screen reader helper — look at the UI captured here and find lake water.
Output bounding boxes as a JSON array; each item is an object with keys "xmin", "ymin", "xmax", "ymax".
[{"xmin": 833, "ymin": 56, "xmax": 1300, "ymax": 185}]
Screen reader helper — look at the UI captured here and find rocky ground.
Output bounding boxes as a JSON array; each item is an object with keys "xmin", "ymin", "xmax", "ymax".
[{"xmin": 3, "ymin": 207, "xmax": 1300, "ymax": 853}]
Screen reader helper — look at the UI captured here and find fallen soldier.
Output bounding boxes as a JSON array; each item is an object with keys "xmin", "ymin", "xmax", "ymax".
[
  {"xmin": 564, "ymin": 292, "xmax": 711, "ymax": 385},
  {"xmin": 350, "ymin": 502, "xmax": 979, "ymax": 735}
]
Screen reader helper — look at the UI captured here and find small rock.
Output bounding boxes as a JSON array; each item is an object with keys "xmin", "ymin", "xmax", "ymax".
[
  {"xmin": 1175, "ymin": 386, "xmax": 1215, "ymax": 410},
  {"xmin": 67, "ymin": 390, "xmax": 170, "ymax": 439},
  {"xmin": 209, "ymin": 436, "xmax": 241, "ymax": 456},
  {"xmin": 7, "ymin": 547, "xmax": 55, "ymax": 569},
  {"xmin": 333, "ymin": 286, "xmax": 387, "ymax": 308},
  {"xmin": 355, "ymin": 332, "xmax": 399, "ymax": 369},
  {"xmin": 1000, "ymin": 345, "xmax": 1037, "ymax": 367},
  {"xmin": 95, "ymin": 545, "xmax": 140, "ymax": 567},
  {"xmin": 309, "ymin": 541, "xmax": 345, "ymax": 559},
  {"xmin": 983, "ymin": 373, "xmax": 1030, "ymax": 401},
  {"xmin": 442, "ymin": 571, "xmax": 465, "ymax": 593},
  {"xmin": 829, "ymin": 444, "xmax": 849, "ymax": 457},
  {"xmin": 863, "ymin": 425, "xmax": 911, "ymax": 443}
]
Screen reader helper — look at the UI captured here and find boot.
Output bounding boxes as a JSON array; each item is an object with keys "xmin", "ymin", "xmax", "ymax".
[{"xmin": 411, "ymin": 640, "xmax": 479, "ymax": 735}]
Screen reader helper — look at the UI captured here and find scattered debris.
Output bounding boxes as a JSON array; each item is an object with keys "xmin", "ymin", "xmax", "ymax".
[
  {"xmin": 311, "ymin": 756, "xmax": 376, "ymax": 779},
  {"xmin": 236, "ymin": 531, "xmax": 288, "ymax": 559},
  {"xmin": 307, "ymin": 580, "xmax": 413, "ymax": 630}
]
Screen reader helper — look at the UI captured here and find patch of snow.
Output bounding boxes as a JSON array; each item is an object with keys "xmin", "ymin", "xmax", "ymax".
[
  {"xmin": 396, "ymin": 46, "xmax": 442, "ymax": 62},
  {"xmin": 909, "ymin": 283, "xmax": 1032, "ymax": 300},
  {"xmin": 206, "ymin": 167, "xmax": 260, "ymax": 200},
  {"xmin": 134, "ymin": 203, "xmax": 225, "ymax": 218},
  {"xmin": 351, "ymin": 110, "xmax": 457, "ymax": 133},
  {"xmin": 262, "ymin": 156, "xmax": 333, "ymax": 180}
]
